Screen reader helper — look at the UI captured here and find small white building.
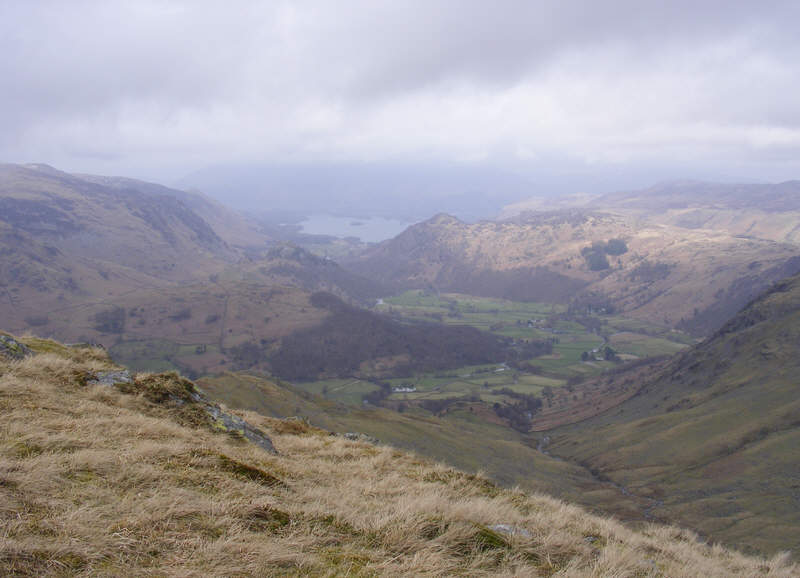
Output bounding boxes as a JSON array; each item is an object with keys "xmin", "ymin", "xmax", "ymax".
[{"xmin": 392, "ymin": 385, "xmax": 417, "ymax": 393}]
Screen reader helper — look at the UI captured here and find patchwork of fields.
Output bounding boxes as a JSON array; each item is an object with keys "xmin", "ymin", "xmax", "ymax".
[{"xmin": 293, "ymin": 291, "xmax": 692, "ymax": 412}]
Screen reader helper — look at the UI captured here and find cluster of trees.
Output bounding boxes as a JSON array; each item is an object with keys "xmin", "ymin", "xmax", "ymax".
[
  {"xmin": 438, "ymin": 264, "xmax": 587, "ymax": 303},
  {"xmin": 580, "ymin": 345, "xmax": 620, "ymax": 362},
  {"xmin": 362, "ymin": 380, "xmax": 392, "ymax": 406},
  {"xmin": 567, "ymin": 293, "xmax": 617, "ymax": 316},
  {"xmin": 269, "ymin": 292, "xmax": 509, "ymax": 380},
  {"xmin": 581, "ymin": 238, "xmax": 628, "ymax": 271},
  {"xmin": 94, "ymin": 306, "xmax": 125, "ymax": 333},
  {"xmin": 491, "ymin": 388, "xmax": 544, "ymax": 431},
  {"xmin": 168, "ymin": 307, "xmax": 192, "ymax": 321},
  {"xmin": 627, "ymin": 260, "xmax": 673, "ymax": 282},
  {"xmin": 509, "ymin": 338, "xmax": 554, "ymax": 361},
  {"xmin": 228, "ymin": 340, "xmax": 271, "ymax": 368}
]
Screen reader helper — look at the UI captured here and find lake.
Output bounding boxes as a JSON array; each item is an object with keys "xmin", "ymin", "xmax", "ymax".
[{"xmin": 299, "ymin": 214, "xmax": 414, "ymax": 242}]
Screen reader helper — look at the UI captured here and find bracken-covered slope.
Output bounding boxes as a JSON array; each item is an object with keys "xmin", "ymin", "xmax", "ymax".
[
  {"xmin": 346, "ymin": 211, "xmax": 800, "ymax": 333},
  {"xmin": 0, "ymin": 334, "xmax": 795, "ymax": 576},
  {"xmin": 547, "ymin": 271, "xmax": 800, "ymax": 556}
]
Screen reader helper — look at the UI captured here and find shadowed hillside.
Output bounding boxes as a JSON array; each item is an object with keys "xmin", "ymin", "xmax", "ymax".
[
  {"xmin": 0, "ymin": 163, "xmax": 254, "ymax": 280},
  {"xmin": 0, "ymin": 163, "xmax": 264, "ymax": 337},
  {"xmin": 547, "ymin": 271, "xmax": 800, "ymax": 555}
]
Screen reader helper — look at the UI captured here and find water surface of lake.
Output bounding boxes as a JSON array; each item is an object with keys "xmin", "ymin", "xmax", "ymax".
[{"xmin": 299, "ymin": 214, "xmax": 414, "ymax": 242}]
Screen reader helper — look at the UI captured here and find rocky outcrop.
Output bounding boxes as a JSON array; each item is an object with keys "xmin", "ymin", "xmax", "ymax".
[
  {"xmin": 0, "ymin": 335, "xmax": 33, "ymax": 360},
  {"xmin": 86, "ymin": 370, "xmax": 132, "ymax": 387},
  {"xmin": 341, "ymin": 432, "xmax": 380, "ymax": 444},
  {"xmin": 88, "ymin": 369, "xmax": 276, "ymax": 454},
  {"xmin": 204, "ymin": 403, "xmax": 277, "ymax": 454}
]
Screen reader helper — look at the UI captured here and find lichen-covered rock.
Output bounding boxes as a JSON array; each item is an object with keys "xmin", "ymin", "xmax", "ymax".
[
  {"xmin": 87, "ymin": 370, "xmax": 133, "ymax": 387},
  {"xmin": 342, "ymin": 432, "xmax": 380, "ymax": 444},
  {"xmin": 0, "ymin": 335, "xmax": 34, "ymax": 360},
  {"xmin": 91, "ymin": 369, "xmax": 277, "ymax": 454},
  {"xmin": 205, "ymin": 404, "xmax": 277, "ymax": 454}
]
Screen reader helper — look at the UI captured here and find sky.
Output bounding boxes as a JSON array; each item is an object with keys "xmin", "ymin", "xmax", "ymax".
[{"xmin": 2, "ymin": 0, "xmax": 800, "ymax": 197}]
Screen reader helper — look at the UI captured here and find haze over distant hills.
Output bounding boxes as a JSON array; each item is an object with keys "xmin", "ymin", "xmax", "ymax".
[
  {"xmin": 178, "ymin": 162, "xmax": 540, "ymax": 222},
  {"xmin": 505, "ymin": 180, "xmax": 800, "ymax": 245}
]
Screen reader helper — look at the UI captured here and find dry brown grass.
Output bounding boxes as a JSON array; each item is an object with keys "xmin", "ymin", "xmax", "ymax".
[{"xmin": 0, "ymin": 335, "xmax": 796, "ymax": 576}]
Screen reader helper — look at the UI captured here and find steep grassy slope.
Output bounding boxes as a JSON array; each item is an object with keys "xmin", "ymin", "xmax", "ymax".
[
  {"xmin": 75, "ymin": 172, "xmax": 268, "ymax": 249},
  {"xmin": 0, "ymin": 162, "xmax": 258, "ymax": 337},
  {"xmin": 1, "ymin": 334, "xmax": 795, "ymax": 576},
  {"xmin": 197, "ymin": 372, "xmax": 642, "ymax": 515},
  {"xmin": 346, "ymin": 211, "xmax": 800, "ymax": 334},
  {"xmin": 547, "ymin": 272, "xmax": 800, "ymax": 555},
  {"xmin": 0, "ymin": 163, "xmax": 248, "ymax": 279}
]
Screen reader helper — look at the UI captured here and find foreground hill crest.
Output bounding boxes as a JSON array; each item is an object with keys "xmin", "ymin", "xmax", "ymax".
[{"xmin": 0, "ymin": 332, "xmax": 796, "ymax": 576}]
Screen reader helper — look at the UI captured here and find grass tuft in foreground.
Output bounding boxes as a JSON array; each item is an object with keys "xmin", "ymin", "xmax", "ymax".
[{"xmin": 0, "ymin": 333, "xmax": 795, "ymax": 576}]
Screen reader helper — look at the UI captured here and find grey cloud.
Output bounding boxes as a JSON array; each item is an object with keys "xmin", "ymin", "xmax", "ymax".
[{"xmin": 1, "ymin": 0, "xmax": 799, "ymax": 185}]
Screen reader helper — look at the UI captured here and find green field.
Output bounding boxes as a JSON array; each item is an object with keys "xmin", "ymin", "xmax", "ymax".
[
  {"xmin": 609, "ymin": 332, "xmax": 689, "ymax": 357},
  {"xmin": 111, "ymin": 290, "xmax": 690, "ymax": 416},
  {"xmin": 296, "ymin": 378, "xmax": 381, "ymax": 406},
  {"xmin": 380, "ymin": 291, "xmax": 563, "ymax": 338},
  {"xmin": 291, "ymin": 291, "xmax": 693, "ymax": 410},
  {"xmin": 377, "ymin": 290, "xmax": 689, "ymax": 378},
  {"xmin": 110, "ymin": 339, "xmax": 222, "ymax": 377}
]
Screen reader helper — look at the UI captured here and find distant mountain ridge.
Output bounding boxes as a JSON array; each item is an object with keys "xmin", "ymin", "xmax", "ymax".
[
  {"xmin": 504, "ymin": 179, "xmax": 800, "ymax": 245},
  {"xmin": 593, "ymin": 179, "xmax": 800, "ymax": 212}
]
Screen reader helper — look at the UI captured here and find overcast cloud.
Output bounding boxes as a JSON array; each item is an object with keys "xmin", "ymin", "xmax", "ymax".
[{"xmin": 2, "ymin": 0, "xmax": 799, "ymax": 189}]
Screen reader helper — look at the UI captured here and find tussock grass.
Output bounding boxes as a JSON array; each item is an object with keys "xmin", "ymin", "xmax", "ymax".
[{"xmin": 0, "ymin": 335, "xmax": 796, "ymax": 576}]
